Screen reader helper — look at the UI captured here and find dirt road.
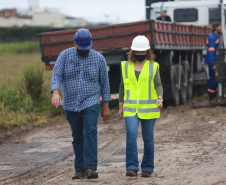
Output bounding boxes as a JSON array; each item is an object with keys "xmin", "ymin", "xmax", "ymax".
[{"xmin": 0, "ymin": 102, "xmax": 226, "ymax": 185}]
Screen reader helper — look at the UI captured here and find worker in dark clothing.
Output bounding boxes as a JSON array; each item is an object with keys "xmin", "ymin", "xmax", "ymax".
[
  {"xmin": 204, "ymin": 21, "xmax": 222, "ymax": 101},
  {"xmin": 157, "ymin": 9, "xmax": 171, "ymax": 22}
]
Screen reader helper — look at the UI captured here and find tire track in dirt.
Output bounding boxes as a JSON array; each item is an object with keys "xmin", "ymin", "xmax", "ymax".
[
  {"xmin": 0, "ymin": 104, "xmax": 226, "ymax": 185},
  {"xmin": 37, "ymin": 118, "xmax": 126, "ymax": 185},
  {"xmin": 0, "ymin": 110, "xmax": 126, "ymax": 185}
]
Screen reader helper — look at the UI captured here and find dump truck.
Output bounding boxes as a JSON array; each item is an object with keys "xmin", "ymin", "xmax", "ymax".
[
  {"xmin": 39, "ymin": 19, "xmax": 211, "ymax": 106},
  {"xmin": 146, "ymin": 0, "xmax": 226, "ymax": 101}
]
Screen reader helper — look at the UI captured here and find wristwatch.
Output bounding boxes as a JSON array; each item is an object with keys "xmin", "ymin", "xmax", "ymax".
[{"xmin": 158, "ymin": 98, "xmax": 163, "ymax": 102}]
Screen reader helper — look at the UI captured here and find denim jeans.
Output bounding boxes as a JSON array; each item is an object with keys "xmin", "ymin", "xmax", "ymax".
[
  {"xmin": 125, "ymin": 114, "xmax": 156, "ymax": 172},
  {"xmin": 65, "ymin": 104, "xmax": 100, "ymax": 172}
]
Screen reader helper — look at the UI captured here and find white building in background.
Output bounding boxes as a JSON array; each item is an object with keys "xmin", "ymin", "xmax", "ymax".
[
  {"xmin": 30, "ymin": 9, "xmax": 85, "ymax": 28},
  {"xmin": 30, "ymin": 9, "xmax": 65, "ymax": 27},
  {"xmin": 0, "ymin": 16, "xmax": 31, "ymax": 27},
  {"xmin": 65, "ymin": 16, "xmax": 86, "ymax": 27},
  {"xmin": 0, "ymin": 0, "xmax": 86, "ymax": 28},
  {"xmin": 0, "ymin": 8, "xmax": 86, "ymax": 28},
  {"xmin": 0, "ymin": 9, "xmax": 32, "ymax": 27}
]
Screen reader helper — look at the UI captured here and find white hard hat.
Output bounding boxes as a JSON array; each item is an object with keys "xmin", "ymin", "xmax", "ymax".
[{"xmin": 131, "ymin": 35, "xmax": 150, "ymax": 51}]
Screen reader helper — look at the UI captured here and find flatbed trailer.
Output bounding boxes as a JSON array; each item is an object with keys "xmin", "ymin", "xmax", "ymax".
[{"xmin": 39, "ymin": 20, "xmax": 211, "ymax": 105}]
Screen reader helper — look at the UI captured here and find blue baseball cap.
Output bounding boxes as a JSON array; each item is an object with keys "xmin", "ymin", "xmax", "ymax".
[{"xmin": 74, "ymin": 28, "xmax": 93, "ymax": 49}]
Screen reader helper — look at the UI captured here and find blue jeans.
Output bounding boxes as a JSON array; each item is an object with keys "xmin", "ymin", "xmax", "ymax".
[
  {"xmin": 125, "ymin": 114, "xmax": 156, "ymax": 172},
  {"xmin": 65, "ymin": 104, "xmax": 100, "ymax": 172}
]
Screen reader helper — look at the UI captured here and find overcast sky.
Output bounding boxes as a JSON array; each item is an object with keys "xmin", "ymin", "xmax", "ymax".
[{"xmin": 0, "ymin": 0, "xmax": 145, "ymax": 24}]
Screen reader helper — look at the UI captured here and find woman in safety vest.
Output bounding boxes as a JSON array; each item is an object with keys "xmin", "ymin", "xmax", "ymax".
[{"xmin": 118, "ymin": 35, "xmax": 163, "ymax": 177}]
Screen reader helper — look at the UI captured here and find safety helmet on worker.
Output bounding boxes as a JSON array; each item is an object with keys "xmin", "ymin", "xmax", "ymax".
[
  {"xmin": 131, "ymin": 35, "xmax": 150, "ymax": 51},
  {"xmin": 74, "ymin": 28, "xmax": 93, "ymax": 49}
]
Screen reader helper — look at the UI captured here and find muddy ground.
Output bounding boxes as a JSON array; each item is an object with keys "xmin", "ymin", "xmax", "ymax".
[{"xmin": 0, "ymin": 101, "xmax": 226, "ymax": 185}]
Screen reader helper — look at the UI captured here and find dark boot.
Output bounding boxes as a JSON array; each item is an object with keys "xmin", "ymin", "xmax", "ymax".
[
  {"xmin": 126, "ymin": 169, "xmax": 137, "ymax": 177},
  {"xmin": 213, "ymin": 92, "xmax": 217, "ymax": 99},
  {"xmin": 141, "ymin": 171, "xmax": 153, "ymax": 177},
  {"xmin": 85, "ymin": 169, "xmax": 98, "ymax": 179},
  {"xmin": 72, "ymin": 171, "xmax": 85, "ymax": 179},
  {"xmin": 208, "ymin": 92, "xmax": 214, "ymax": 101}
]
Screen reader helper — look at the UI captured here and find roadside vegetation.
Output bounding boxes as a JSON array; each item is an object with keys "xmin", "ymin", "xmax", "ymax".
[
  {"xmin": 0, "ymin": 41, "xmax": 63, "ymax": 132},
  {"xmin": 0, "ymin": 41, "xmax": 40, "ymax": 54}
]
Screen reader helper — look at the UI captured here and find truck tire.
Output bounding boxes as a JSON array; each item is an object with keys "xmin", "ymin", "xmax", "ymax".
[
  {"xmin": 170, "ymin": 65, "xmax": 180, "ymax": 106},
  {"xmin": 175, "ymin": 64, "xmax": 187, "ymax": 104},
  {"xmin": 182, "ymin": 60, "xmax": 193, "ymax": 99},
  {"xmin": 194, "ymin": 51, "xmax": 202, "ymax": 72}
]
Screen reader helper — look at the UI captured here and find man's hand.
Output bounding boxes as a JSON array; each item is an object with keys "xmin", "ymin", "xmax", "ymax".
[
  {"xmin": 118, "ymin": 102, "xmax": 124, "ymax": 119},
  {"xmin": 101, "ymin": 102, "xmax": 111, "ymax": 121},
  {"xmin": 52, "ymin": 89, "xmax": 62, "ymax": 108},
  {"xmin": 212, "ymin": 65, "xmax": 216, "ymax": 70}
]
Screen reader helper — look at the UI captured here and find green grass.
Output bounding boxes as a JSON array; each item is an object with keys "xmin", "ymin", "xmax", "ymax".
[
  {"xmin": 0, "ymin": 53, "xmax": 48, "ymax": 90},
  {"xmin": 0, "ymin": 41, "xmax": 40, "ymax": 54},
  {"xmin": 0, "ymin": 42, "xmax": 64, "ymax": 132},
  {"xmin": 192, "ymin": 93, "xmax": 209, "ymax": 101}
]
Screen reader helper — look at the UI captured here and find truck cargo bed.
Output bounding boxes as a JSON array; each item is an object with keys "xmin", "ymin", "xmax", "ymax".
[{"xmin": 39, "ymin": 20, "xmax": 211, "ymax": 64}]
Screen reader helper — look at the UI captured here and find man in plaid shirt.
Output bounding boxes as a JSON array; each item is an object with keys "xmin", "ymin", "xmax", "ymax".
[{"xmin": 51, "ymin": 28, "xmax": 111, "ymax": 179}]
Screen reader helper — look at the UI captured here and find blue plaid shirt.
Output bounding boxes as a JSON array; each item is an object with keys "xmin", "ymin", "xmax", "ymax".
[{"xmin": 50, "ymin": 47, "xmax": 110, "ymax": 112}]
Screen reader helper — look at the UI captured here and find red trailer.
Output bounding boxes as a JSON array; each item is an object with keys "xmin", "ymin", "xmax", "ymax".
[{"xmin": 39, "ymin": 20, "xmax": 211, "ymax": 105}]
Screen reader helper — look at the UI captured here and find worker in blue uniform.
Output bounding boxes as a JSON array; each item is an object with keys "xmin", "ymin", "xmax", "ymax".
[{"xmin": 205, "ymin": 21, "xmax": 222, "ymax": 101}]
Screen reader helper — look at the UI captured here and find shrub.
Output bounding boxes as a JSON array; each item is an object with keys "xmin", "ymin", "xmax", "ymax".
[
  {"xmin": 21, "ymin": 64, "xmax": 45, "ymax": 101},
  {"xmin": 0, "ymin": 90, "xmax": 5, "ymax": 101},
  {"xmin": 0, "ymin": 89, "xmax": 22, "ymax": 111}
]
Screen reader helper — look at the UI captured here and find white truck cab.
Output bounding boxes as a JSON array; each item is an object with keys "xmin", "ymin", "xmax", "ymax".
[{"xmin": 149, "ymin": 0, "xmax": 226, "ymax": 46}]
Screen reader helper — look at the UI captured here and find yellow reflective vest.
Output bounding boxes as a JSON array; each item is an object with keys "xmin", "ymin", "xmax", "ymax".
[{"xmin": 121, "ymin": 60, "xmax": 160, "ymax": 119}]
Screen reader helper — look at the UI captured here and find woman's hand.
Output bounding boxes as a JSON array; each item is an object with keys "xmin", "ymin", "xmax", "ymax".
[
  {"xmin": 157, "ymin": 99, "xmax": 163, "ymax": 109},
  {"xmin": 118, "ymin": 102, "xmax": 124, "ymax": 119}
]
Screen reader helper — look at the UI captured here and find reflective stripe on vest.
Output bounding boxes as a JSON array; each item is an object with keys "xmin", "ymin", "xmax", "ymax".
[
  {"xmin": 123, "ymin": 108, "xmax": 136, "ymax": 112},
  {"xmin": 123, "ymin": 107, "xmax": 160, "ymax": 113},
  {"xmin": 139, "ymin": 62, "xmax": 157, "ymax": 104},
  {"xmin": 124, "ymin": 61, "xmax": 137, "ymax": 104}
]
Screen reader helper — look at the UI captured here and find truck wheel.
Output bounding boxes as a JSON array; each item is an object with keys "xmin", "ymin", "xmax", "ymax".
[
  {"xmin": 194, "ymin": 51, "xmax": 202, "ymax": 72},
  {"xmin": 175, "ymin": 64, "xmax": 187, "ymax": 104},
  {"xmin": 182, "ymin": 60, "xmax": 193, "ymax": 99},
  {"xmin": 170, "ymin": 65, "xmax": 180, "ymax": 106}
]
